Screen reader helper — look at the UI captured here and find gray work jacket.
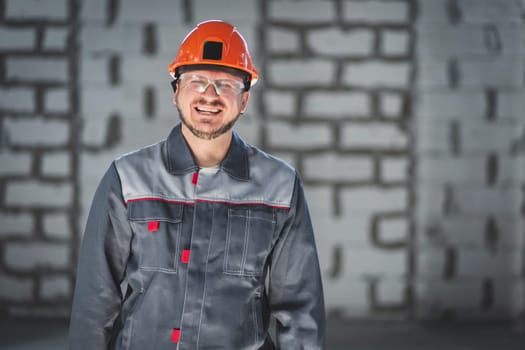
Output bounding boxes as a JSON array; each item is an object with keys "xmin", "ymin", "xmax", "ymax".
[{"xmin": 69, "ymin": 124, "xmax": 325, "ymax": 349}]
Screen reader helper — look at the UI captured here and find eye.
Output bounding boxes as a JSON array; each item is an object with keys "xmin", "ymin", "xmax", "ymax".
[
  {"xmin": 216, "ymin": 80, "xmax": 242, "ymax": 92},
  {"xmin": 215, "ymin": 80, "xmax": 230, "ymax": 88},
  {"xmin": 188, "ymin": 76, "xmax": 208, "ymax": 85}
]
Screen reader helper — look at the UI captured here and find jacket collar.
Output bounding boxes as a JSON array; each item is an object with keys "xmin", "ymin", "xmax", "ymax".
[{"xmin": 166, "ymin": 123, "xmax": 249, "ymax": 181}]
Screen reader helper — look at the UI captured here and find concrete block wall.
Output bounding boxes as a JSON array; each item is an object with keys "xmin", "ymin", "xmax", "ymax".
[
  {"xmin": 0, "ymin": 0, "xmax": 79, "ymax": 317},
  {"xmin": 0, "ymin": 0, "xmax": 523, "ymax": 324},
  {"xmin": 261, "ymin": 0, "xmax": 414, "ymax": 319},
  {"xmin": 415, "ymin": 0, "xmax": 525, "ymax": 320}
]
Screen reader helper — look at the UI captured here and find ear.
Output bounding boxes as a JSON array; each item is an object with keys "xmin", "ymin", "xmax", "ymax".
[{"xmin": 240, "ymin": 91, "xmax": 250, "ymax": 114}]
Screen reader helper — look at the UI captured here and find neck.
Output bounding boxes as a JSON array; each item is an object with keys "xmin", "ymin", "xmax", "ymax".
[{"xmin": 181, "ymin": 126, "xmax": 232, "ymax": 168}]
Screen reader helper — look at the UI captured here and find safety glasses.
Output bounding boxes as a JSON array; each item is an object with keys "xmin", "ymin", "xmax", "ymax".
[{"xmin": 178, "ymin": 73, "xmax": 246, "ymax": 97}]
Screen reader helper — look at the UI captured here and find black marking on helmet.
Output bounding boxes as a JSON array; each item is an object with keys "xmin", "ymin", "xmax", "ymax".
[{"xmin": 203, "ymin": 41, "xmax": 222, "ymax": 60}]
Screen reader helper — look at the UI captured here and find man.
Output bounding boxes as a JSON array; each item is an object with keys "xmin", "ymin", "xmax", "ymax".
[{"xmin": 69, "ymin": 20, "xmax": 325, "ymax": 349}]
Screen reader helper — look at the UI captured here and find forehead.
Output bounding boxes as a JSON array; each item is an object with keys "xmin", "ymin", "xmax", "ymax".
[{"xmin": 180, "ymin": 69, "xmax": 243, "ymax": 81}]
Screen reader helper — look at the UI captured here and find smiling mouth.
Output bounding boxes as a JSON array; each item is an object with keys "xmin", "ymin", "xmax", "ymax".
[{"xmin": 195, "ymin": 106, "xmax": 221, "ymax": 115}]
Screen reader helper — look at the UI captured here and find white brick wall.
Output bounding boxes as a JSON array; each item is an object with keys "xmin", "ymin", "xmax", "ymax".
[
  {"xmin": 0, "ymin": 151, "xmax": 32, "ymax": 176},
  {"xmin": 416, "ymin": 0, "xmax": 525, "ymax": 323},
  {"xmin": 417, "ymin": 185, "xmax": 521, "ymax": 217},
  {"xmin": 415, "ymin": 280, "xmax": 481, "ymax": 315},
  {"xmin": 267, "ymin": 28, "xmax": 301, "ymax": 54},
  {"xmin": 452, "ymin": 187, "xmax": 521, "ymax": 215},
  {"xmin": 0, "ymin": 87, "xmax": 35, "ymax": 112},
  {"xmin": 40, "ymin": 275, "xmax": 71, "ymax": 300},
  {"xmin": 381, "ymin": 157, "xmax": 409, "ymax": 183},
  {"xmin": 462, "ymin": 122, "xmax": 522, "ymax": 153},
  {"xmin": 307, "ymin": 29, "xmax": 374, "ymax": 56},
  {"xmin": 41, "ymin": 152, "xmax": 71, "ymax": 177},
  {"xmin": 303, "ymin": 153, "xmax": 373, "ymax": 182},
  {"xmin": 81, "ymin": 118, "xmax": 111, "ymax": 147},
  {"xmin": 233, "ymin": 115, "xmax": 261, "ymax": 147},
  {"xmin": 313, "ymin": 216, "xmax": 370, "ymax": 245},
  {"xmin": 79, "ymin": 0, "xmax": 106, "ymax": 21},
  {"xmin": 416, "ymin": 90, "xmax": 485, "ymax": 120},
  {"xmin": 264, "ymin": 91, "xmax": 296, "ymax": 117},
  {"xmin": 5, "ymin": 0, "xmax": 68, "ymax": 20},
  {"xmin": 43, "ymin": 27, "xmax": 69, "ymax": 50},
  {"xmin": 304, "ymin": 185, "xmax": 335, "ymax": 218},
  {"xmin": 417, "ymin": 121, "xmax": 524, "ymax": 154},
  {"xmin": 0, "ymin": 213, "xmax": 34, "ymax": 237},
  {"xmin": 458, "ymin": 0, "xmax": 523, "ymax": 23},
  {"xmin": 115, "ymin": 0, "xmax": 183, "ymax": 23},
  {"xmin": 45, "ymin": 88, "xmax": 70, "ymax": 113},
  {"xmin": 416, "ymin": 60, "xmax": 449, "ymax": 88},
  {"xmin": 341, "ymin": 187, "xmax": 408, "ymax": 216},
  {"xmin": 380, "ymin": 92, "xmax": 404, "ymax": 119},
  {"xmin": 343, "ymin": 1, "xmax": 409, "ymax": 23},
  {"xmin": 0, "ymin": 27, "xmax": 35, "ymax": 49},
  {"xmin": 194, "ymin": 0, "xmax": 257, "ymax": 23},
  {"xmin": 417, "ymin": 217, "xmax": 525, "ymax": 247},
  {"xmin": 498, "ymin": 91, "xmax": 525, "ymax": 118},
  {"xmin": 0, "ymin": 0, "xmax": 75, "ymax": 316},
  {"xmin": 417, "ymin": 0, "xmax": 449, "ymax": 22},
  {"xmin": 416, "ymin": 278, "xmax": 522, "ymax": 318},
  {"xmin": 418, "ymin": 155, "xmax": 524, "ymax": 185},
  {"xmin": 0, "ymin": 0, "xmax": 521, "ymax": 322},
  {"xmin": 267, "ymin": 121, "xmax": 333, "ymax": 149},
  {"xmin": 343, "ymin": 61, "xmax": 411, "ymax": 88},
  {"xmin": 268, "ymin": 60, "xmax": 336, "ymax": 86},
  {"xmin": 374, "ymin": 279, "xmax": 408, "ymax": 306},
  {"xmin": 457, "ymin": 250, "xmax": 523, "ymax": 278},
  {"xmin": 5, "ymin": 118, "xmax": 70, "ymax": 146},
  {"xmin": 378, "ymin": 217, "xmax": 409, "ymax": 244},
  {"xmin": 461, "ymin": 59, "xmax": 525, "ymax": 88},
  {"xmin": 43, "ymin": 213, "xmax": 71, "ymax": 240},
  {"xmin": 6, "ymin": 57, "xmax": 69, "ymax": 82},
  {"xmin": 6, "ymin": 181, "xmax": 73, "ymax": 207},
  {"xmin": 262, "ymin": 0, "xmax": 415, "ymax": 320},
  {"xmin": 269, "ymin": 2, "xmax": 335, "ymax": 23},
  {"xmin": 80, "ymin": 86, "xmax": 141, "ymax": 118},
  {"xmin": 81, "ymin": 25, "xmax": 143, "ymax": 54},
  {"xmin": 341, "ymin": 123, "xmax": 408, "ymax": 150},
  {"xmin": 323, "ymin": 275, "xmax": 369, "ymax": 317},
  {"xmin": 344, "ymin": 247, "xmax": 407, "ymax": 276},
  {"xmin": 381, "ymin": 30, "xmax": 410, "ymax": 56},
  {"xmin": 0, "ymin": 274, "xmax": 34, "ymax": 301},
  {"xmin": 304, "ymin": 92, "xmax": 370, "ymax": 118},
  {"xmin": 417, "ymin": 23, "xmax": 524, "ymax": 57},
  {"xmin": 4, "ymin": 242, "xmax": 70, "ymax": 270}
]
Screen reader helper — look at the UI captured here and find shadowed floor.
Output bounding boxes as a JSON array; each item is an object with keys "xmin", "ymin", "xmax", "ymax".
[{"xmin": 0, "ymin": 317, "xmax": 523, "ymax": 349}]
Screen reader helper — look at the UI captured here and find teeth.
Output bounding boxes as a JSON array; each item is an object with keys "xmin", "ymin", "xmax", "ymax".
[{"xmin": 196, "ymin": 106, "xmax": 220, "ymax": 113}]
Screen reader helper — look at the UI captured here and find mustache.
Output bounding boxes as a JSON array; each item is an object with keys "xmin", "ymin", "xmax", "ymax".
[{"xmin": 194, "ymin": 98, "xmax": 225, "ymax": 108}]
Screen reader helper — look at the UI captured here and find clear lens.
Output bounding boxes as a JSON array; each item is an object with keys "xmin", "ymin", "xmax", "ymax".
[{"xmin": 179, "ymin": 74, "xmax": 244, "ymax": 97}]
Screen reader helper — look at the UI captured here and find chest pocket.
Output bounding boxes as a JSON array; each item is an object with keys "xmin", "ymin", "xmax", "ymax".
[
  {"xmin": 223, "ymin": 206, "xmax": 276, "ymax": 277},
  {"xmin": 128, "ymin": 200, "xmax": 183, "ymax": 273}
]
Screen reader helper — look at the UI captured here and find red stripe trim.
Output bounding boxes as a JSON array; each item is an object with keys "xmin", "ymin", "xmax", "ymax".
[
  {"xmin": 126, "ymin": 197, "xmax": 290, "ymax": 210},
  {"xmin": 126, "ymin": 197, "xmax": 195, "ymax": 206}
]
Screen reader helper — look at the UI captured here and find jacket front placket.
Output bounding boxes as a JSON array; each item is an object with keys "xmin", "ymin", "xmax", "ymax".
[{"xmin": 177, "ymin": 167, "xmax": 213, "ymax": 350}]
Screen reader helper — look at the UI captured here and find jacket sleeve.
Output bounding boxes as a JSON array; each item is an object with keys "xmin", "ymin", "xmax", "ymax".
[
  {"xmin": 68, "ymin": 162, "xmax": 133, "ymax": 349},
  {"xmin": 269, "ymin": 173, "xmax": 326, "ymax": 349}
]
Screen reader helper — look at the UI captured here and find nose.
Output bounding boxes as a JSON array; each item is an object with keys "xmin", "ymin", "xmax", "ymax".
[{"xmin": 202, "ymin": 81, "xmax": 220, "ymax": 96}]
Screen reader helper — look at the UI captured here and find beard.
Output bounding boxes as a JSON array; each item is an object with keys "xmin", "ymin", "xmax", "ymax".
[{"xmin": 175, "ymin": 102, "xmax": 241, "ymax": 140}]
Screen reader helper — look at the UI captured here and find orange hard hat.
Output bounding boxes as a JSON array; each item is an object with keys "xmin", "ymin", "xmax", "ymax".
[{"xmin": 168, "ymin": 20, "xmax": 259, "ymax": 88}]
